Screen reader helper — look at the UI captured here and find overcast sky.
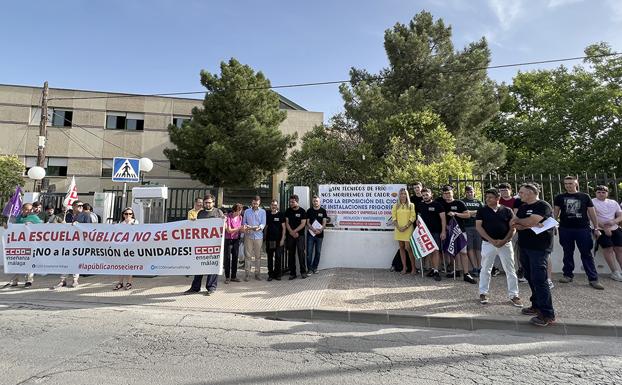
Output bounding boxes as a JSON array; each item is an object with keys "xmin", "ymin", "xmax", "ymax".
[{"xmin": 2, "ymin": 0, "xmax": 621, "ymax": 120}]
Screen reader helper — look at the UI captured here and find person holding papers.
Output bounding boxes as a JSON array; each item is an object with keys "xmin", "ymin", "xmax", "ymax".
[
  {"xmin": 242, "ymin": 196, "xmax": 267, "ymax": 281},
  {"xmin": 511, "ymin": 183, "xmax": 556, "ymax": 326},
  {"xmin": 306, "ymin": 196, "xmax": 328, "ymax": 274},
  {"xmin": 392, "ymin": 188, "xmax": 417, "ymax": 275}
]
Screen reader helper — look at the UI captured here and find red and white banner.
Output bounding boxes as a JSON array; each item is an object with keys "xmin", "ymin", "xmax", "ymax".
[
  {"xmin": 2, "ymin": 219, "xmax": 225, "ymax": 275},
  {"xmin": 410, "ymin": 217, "xmax": 439, "ymax": 259},
  {"xmin": 63, "ymin": 176, "xmax": 79, "ymax": 208}
]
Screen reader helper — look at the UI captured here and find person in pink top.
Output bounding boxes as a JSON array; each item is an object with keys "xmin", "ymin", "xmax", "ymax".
[
  {"xmin": 224, "ymin": 203, "xmax": 244, "ymax": 283},
  {"xmin": 592, "ymin": 185, "xmax": 622, "ymax": 282}
]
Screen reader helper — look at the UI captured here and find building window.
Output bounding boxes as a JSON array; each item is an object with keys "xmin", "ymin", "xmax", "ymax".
[
  {"xmin": 101, "ymin": 159, "xmax": 113, "ymax": 177},
  {"xmin": 173, "ymin": 116, "xmax": 191, "ymax": 128},
  {"xmin": 106, "ymin": 112, "xmax": 144, "ymax": 131},
  {"xmin": 29, "ymin": 107, "xmax": 72, "ymax": 127},
  {"xmin": 169, "ymin": 161, "xmax": 177, "ymax": 170},
  {"xmin": 25, "ymin": 157, "xmax": 68, "ymax": 177}
]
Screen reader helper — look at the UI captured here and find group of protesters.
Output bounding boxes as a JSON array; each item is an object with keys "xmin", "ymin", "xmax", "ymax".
[{"xmin": 393, "ymin": 177, "xmax": 622, "ymax": 327}]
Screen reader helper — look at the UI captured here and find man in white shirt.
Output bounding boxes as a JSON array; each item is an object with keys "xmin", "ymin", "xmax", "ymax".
[{"xmin": 592, "ymin": 185, "xmax": 622, "ymax": 281}]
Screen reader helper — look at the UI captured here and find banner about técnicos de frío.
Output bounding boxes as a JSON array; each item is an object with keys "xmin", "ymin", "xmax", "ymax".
[
  {"xmin": 2, "ymin": 219, "xmax": 224, "ymax": 275},
  {"xmin": 318, "ymin": 184, "xmax": 406, "ymax": 229}
]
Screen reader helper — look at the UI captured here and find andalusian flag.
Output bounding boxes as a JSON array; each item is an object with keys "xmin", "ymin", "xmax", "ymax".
[{"xmin": 409, "ymin": 217, "xmax": 439, "ymax": 260}]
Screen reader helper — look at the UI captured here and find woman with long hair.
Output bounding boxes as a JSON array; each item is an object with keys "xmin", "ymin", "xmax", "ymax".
[
  {"xmin": 392, "ymin": 188, "xmax": 417, "ymax": 275},
  {"xmin": 224, "ymin": 203, "xmax": 243, "ymax": 283},
  {"xmin": 113, "ymin": 207, "xmax": 139, "ymax": 290}
]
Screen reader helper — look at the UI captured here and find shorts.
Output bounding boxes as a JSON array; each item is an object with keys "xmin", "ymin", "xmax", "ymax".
[
  {"xmin": 430, "ymin": 232, "xmax": 442, "ymax": 250},
  {"xmin": 597, "ymin": 228, "xmax": 622, "ymax": 248},
  {"xmin": 465, "ymin": 227, "xmax": 482, "ymax": 251}
]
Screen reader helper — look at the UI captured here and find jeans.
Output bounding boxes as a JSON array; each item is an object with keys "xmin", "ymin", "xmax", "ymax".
[
  {"xmin": 190, "ymin": 274, "xmax": 218, "ymax": 292},
  {"xmin": 479, "ymin": 241, "xmax": 519, "ymax": 298},
  {"xmin": 520, "ymin": 247, "xmax": 555, "ymax": 319},
  {"xmin": 287, "ymin": 235, "xmax": 306, "ymax": 276},
  {"xmin": 223, "ymin": 238, "xmax": 240, "ymax": 279},
  {"xmin": 267, "ymin": 244, "xmax": 283, "ymax": 278},
  {"xmin": 306, "ymin": 236, "xmax": 323, "ymax": 271},
  {"xmin": 559, "ymin": 227, "xmax": 599, "ymax": 281}
]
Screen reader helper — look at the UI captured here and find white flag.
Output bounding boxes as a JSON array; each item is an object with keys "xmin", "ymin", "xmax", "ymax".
[{"xmin": 63, "ymin": 176, "xmax": 79, "ymax": 208}]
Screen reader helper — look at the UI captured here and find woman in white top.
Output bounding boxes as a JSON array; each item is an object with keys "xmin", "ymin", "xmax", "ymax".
[{"xmin": 113, "ymin": 208, "xmax": 139, "ymax": 290}]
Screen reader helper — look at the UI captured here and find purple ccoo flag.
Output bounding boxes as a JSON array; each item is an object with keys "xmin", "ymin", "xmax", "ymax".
[
  {"xmin": 2, "ymin": 186, "xmax": 23, "ymax": 218},
  {"xmin": 443, "ymin": 217, "xmax": 467, "ymax": 257}
]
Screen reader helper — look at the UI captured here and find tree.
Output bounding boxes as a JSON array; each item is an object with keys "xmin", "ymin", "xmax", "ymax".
[
  {"xmin": 487, "ymin": 43, "xmax": 622, "ymax": 175},
  {"xmin": 0, "ymin": 155, "xmax": 24, "ymax": 199},
  {"xmin": 289, "ymin": 11, "xmax": 497, "ymax": 188},
  {"xmin": 164, "ymin": 58, "xmax": 296, "ymax": 187}
]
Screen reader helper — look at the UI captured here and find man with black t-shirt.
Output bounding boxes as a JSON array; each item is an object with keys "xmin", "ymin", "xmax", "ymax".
[
  {"xmin": 285, "ymin": 194, "xmax": 308, "ymax": 280},
  {"xmin": 476, "ymin": 188, "xmax": 522, "ymax": 307},
  {"xmin": 265, "ymin": 199, "xmax": 286, "ymax": 281},
  {"xmin": 441, "ymin": 186, "xmax": 477, "ymax": 284},
  {"xmin": 554, "ymin": 176, "xmax": 603, "ymax": 290},
  {"xmin": 512, "ymin": 183, "xmax": 555, "ymax": 326},
  {"xmin": 306, "ymin": 195, "xmax": 328, "ymax": 274},
  {"xmin": 411, "ymin": 181, "xmax": 424, "ymax": 212},
  {"xmin": 418, "ymin": 188, "xmax": 446, "ymax": 281},
  {"xmin": 462, "ymin": 185, "xmax": 483, "ymax": 277}
]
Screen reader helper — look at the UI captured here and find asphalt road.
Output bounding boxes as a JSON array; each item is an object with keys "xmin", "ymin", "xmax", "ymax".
[{"xmin": 1, "ymin": 301, "xmax": 620, "ymax": 385}]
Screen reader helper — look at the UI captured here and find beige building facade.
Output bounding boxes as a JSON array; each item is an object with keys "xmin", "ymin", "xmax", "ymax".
[{"xmin": 0, "ymin": 84, "xmax": 322, "ymax": 198}]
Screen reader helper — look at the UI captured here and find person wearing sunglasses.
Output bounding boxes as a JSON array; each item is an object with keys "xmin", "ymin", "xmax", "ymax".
[{"xmin": 113, "ymin": 208, "xmax": 139, "ymax": 290}]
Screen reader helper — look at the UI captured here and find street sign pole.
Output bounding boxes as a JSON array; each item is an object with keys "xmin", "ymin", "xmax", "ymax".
[{"xmin": 122, "ymin": 182, "xmax": 127, "ymax": 210}]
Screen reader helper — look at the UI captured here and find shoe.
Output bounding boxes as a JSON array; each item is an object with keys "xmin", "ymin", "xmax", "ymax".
[
  {"xmin": 301, "ymin": 274, "xmax": 308, "ymax": 279},
  {"xmin": 510, "ymin": 297, "xmax": 524, "ymax": 307},
  {"xmin": 274, "ymin": 276, "xmax": 281, "ymax": 281},
  {"xmin": 51, "ymin": 281, "xmax": 67, "ymax": 290},
  {"xmin": 312, "ymin": 269, "xmax": 318, "ymax": 274},
  {"xmin": 611, "ymin": 271, "xmax": 622, "ymax": 282},
  {"xmin": 224, "ymin": 278, "xmax": 230, "ymax": 284},
  {"xmin": 433, "ymin": 271, "xmax": 441, "ymax": 281},
  {"xmin": 426, "ymin": 269, "xmax": 435, "ymax": 277},
  {"xmin": 24, "ymin": 282, "xmax": 32, "ymax": 288},
  {"xmin": 244, "ymin": 275, "xmax": 250, "ymax": 282},
  {"xmin": 267, "ymin": 277, "xmax": 273, "ymax": 282},
  {"xmin": 231, "ymin": 278, "xmax": 241, "ymax": 282},
  {"xmin": 521, "ymin": 306, "xmax": 539, "ymax": 316},
  {"xmin": 559, "ymin": 276, "xmax": 573, "ymax": 283},
  {"xmin": 491, "ymin": 267, "xmax": 500, "ymax": 277},
  {"xmin": 9, "ymin": 282, "xmax": 18, "ymax": 287},
  {"xmin": 518, "ymin": 276, "xmax": 528, "ymax": 283},
  {"xmin": 124, "ymin": 282, "xmax": 132, "ymax": 290},
  {"xmin": 254, "ymin": 274, "xmax": 262, "ymax": 281},
  {"xmin": 446, "ymin": 271, "xmax": 461, "ymax": 278},
  {"xmin": 547, "ymin": 278, "xmax": 554, "ymax": 289},
  {"xmin": 469, "ymin": 269, "xmax": 479, "ymax": 278},
  {"xmin": 70, "ymin": 279, "xmax": 79, "ymax": 288},
  {"xmin": 479, "ymin": 294, "xmax": 489, "ymax": 304},
  {"xmin": 183, "ymin": 289, "xmax": 200, "ymax": 295},
  {"xmin": 529, "ymin": 315, "xmax": 555, "ymax": 327},
  {"xmin": 589, "ymin": 281, "xmax": 605, "ymax": 290},
  {"xmin": 289, "ymin": 275, "xmax": 297, "ymax": 280},
  {"xmin": 463, "ymin": 273, "xmax": 477, "ymax": 284},
  {"xmin": 113, "ymin": 282, "xmax": 124, "ymax": 291},
  {"xmin": 206, "ymin": 290, "xmax": 215, "ymax": 295}
]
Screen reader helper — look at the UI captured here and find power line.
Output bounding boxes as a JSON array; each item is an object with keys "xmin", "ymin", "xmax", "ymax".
[{"xmin": 46, "ymin": 52, "xmax": 622, "ymax": 101}]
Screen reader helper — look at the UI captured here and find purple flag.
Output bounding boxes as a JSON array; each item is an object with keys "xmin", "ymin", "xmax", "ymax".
[
  {"xmin": 2, "ymin": 186, "xmax": 23, "ymax": 218},
  {"xmin": 443, "ymin": 218, "xmax": 467, "ymax": 257}
]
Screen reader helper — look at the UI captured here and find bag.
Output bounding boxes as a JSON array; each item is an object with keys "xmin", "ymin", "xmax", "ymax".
[{"xmin": 391, "ymin": 250, "xmax": 413, "ymax": 272}]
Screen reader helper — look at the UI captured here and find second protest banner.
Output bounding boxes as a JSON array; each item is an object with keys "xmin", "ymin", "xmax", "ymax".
[{"xmin": 2, "ymin": 219, "xmax": 224, "ymax": 275}]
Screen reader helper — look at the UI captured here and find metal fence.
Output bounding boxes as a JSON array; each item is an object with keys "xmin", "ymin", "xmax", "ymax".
[{"xmin": 447, "ymin": 173, "xmax": 622, "ymax": 204}]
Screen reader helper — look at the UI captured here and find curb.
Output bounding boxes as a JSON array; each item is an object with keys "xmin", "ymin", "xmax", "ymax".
[{"xmin": 244, "ymin": 309, "xmax": 621, "ymax": 338}]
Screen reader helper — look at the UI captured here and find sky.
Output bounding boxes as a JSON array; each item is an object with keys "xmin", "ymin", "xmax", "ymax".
[{"xmin": 2, "ymin": 0, "xmax": 621, "ymax": 121}]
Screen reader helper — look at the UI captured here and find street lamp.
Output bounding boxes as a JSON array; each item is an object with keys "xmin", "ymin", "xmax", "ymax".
[
  {"xmin": 139, "ymin": 157, "xmax": 153, "ymax": 184},
  {"xmin": 27, "ymin": 166, "xmax": 46, "ymax": 192}
]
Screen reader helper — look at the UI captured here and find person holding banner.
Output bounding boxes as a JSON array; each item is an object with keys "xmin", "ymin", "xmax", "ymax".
[
  {"xmin": 392, "ymin": 188, "xmax": 418, "ymax": 275},
  {"xmin": 113, "ymin": 207, "xmax": 139, "ymax": 290},
  {"xmin": 7, "ymin": 203, "xmax": 41, "ymax": 288},
  {"xmin": 419, "ymin": 188, "xmax": 446, "ymax": 281},
  {"xmin": 476, "ymin": 188, "xmax": 522, "ymax": 307}
]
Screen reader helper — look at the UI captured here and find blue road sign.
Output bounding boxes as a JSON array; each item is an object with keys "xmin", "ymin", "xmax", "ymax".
[{"xmin": 112, "ymin": 157, "xmax": 140, "ymax": 183}]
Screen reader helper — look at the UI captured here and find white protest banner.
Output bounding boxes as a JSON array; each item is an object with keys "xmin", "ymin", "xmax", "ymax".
[
  {"xmin": 410, "ymin": 217, "xmax": 439, "ymax": 259},
  {"xmin": 2, "ymin": 219, "xmax": 224, "ymax": 275},
  {"xmin": 318, "ymin": 184, "xmax": 405, "ymax": 229}
]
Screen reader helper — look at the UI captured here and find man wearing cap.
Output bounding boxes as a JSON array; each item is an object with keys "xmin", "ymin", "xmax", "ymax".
[
  {"xmin": 462, "ymin": 186, "xmax": 483, "ymax": 277},
  {"xmin": 592, "ymin": 185, "xmax": 622, "ymax": 282},
  {"xmin": 418, "ymin": 188, "xmax": 446, "ymax": 281}
]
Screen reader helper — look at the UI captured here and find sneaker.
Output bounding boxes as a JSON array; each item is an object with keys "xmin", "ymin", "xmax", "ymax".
[
  {"xmin": 312, "ymin": 269, "xmax": 318, "ymax": 274},
  {"xmin": 433, "ymin": 271, "xmax": 441, "ymax": 281},
  {"xmin": 610, "ymin": 271, "xmax": 622, "ymax": 282},
  {"xmin": 183, "ymin": 289, "xmax": 200, "ymax": 295},
  {"xmin": 589, "ymin": 281, "xmax": 605, "ymax": 290},
  {"xmin": 463, "ymin": 273, "xmax": 477, "ymax": 284},
  {"xmin": 224, "ymin": 278, "xmax": 230, "ymax": 284},
  {"xmin": 267, "ymin": 277, "xmax": 273, "ymax": 282},
  {"xmin": 426, "ymin": 269, "xmax": 435, "ymax": 277},
  {"xmin": 446, "ymin": 271, "xmax": 461, "ymax": 278},
  {"xmin": 469, "ymin": 269, "xmax": 480, "ymax": 278},
  {"xmin": 206, "ymin": 290, "xmax": 215, "ymax": 295},
  {"xmin": 50, "ymin": 281, "xmax": 67, "ymax": 290},
  {"xmin": 518, "ymin": 276, "xmax": 528, "ymax": 283},
  {"xmin": 521, "ymin": 306, "xmax": 539, "ymax": 316},
  {"xmin": 288, "ymin": 275, "xmax": 297, "ymax": 280},
  {"xmin": 510, "ymin": 297, "xmax": 524, "ymax": 307},
  {"xmin": 70, "ymin": 279, "xmax": 79, "ymax": 288},
  {"xmin": 479, "ymin": 294, "xmax": 489, "ymax": 304},
  {"xmin": 491, "ymin": 267, "xmax": 500, "ymax": 277},
  {"xmin": 547, "ymin": 278, "xmax": 554, "ymax": 289},
  {"xmin": 24, "ymin": 282, "xmax": 32, "ymax": 288},
  {"xmin": 559, "ymin": 276, "xmax": 573, "ymax": 283},
  {"xmin": 301, "ymin": 273, "xmax": 308, "ymax": 279},
  {"xmin": 529, "ymin": 315, "xmax": 555, "ymax": 327},
  {"xmin": 274, "ymin": 276, "xmax": 281, "ymax": 281},
  {"xmin": 231, "ymin": 278, "xmax": 241, "ymax": 282}
]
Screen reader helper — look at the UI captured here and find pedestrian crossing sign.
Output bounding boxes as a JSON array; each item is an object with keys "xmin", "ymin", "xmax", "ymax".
[{"xmin": 112, "ymin": 157, "xmax": 141, "ymax": 182}]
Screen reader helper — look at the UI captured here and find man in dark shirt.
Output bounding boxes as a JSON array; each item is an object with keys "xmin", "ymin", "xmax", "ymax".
[
  {"xmin": 418, "ymin": 188, "xmax": 446, "ymax": 281},
  {"xmin": 411, "ymin": 181, "xmax": 424, "ymax": 212},
  {"xmin": 512, "ymin": 183, "xmax": 555, "ymax": 326},
  {"xmin": 554, "ymin": 176, "xmax": 603, "ymax": 289},
  {"xmin": 265, "ymin": 199, "xmax": 286, "ymax": 281},
  {"xmin": 462, "ymin": 186, "xmax": 483, "ymax": 277},
  {"xmin": 185, "ymin": 194, "xmax": 224, "ymax": 295},
  {"xmin": 306, "ymin": 195, "xmax": 328, "ymax": 274},
  {"xmin": 476, "ymin": 188, "xmax": 522, "ymax": 307},
  {"xmin": 64, "ymin": 201, "xmax": 83, "ymax": 223},
  {"xmin": 441, "ymin": 186, "xmax": 477, "ymax": 284},
  {"xmin": 285, "ymin": 194, "xmax": 308, "ymax": 280}
]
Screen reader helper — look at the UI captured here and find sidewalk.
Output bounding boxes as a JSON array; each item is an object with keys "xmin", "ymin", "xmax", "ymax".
[{"xmin": 1, "ymin": 267, "xmax": 621, "ymax": 336}]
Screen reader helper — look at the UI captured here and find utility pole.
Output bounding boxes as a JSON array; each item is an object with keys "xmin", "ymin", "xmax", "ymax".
[{"xmin": 35, "ymin": 81, "xmax": 49, "ymax": 192}]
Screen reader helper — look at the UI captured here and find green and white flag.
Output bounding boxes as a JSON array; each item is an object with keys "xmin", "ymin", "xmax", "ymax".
[{"xmin": 409, "ymin": 217, "xmax": 439, "ymax": 260}]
